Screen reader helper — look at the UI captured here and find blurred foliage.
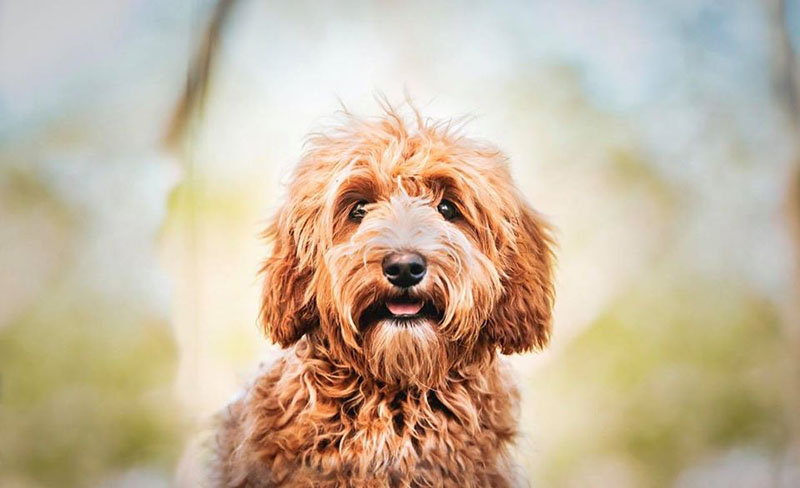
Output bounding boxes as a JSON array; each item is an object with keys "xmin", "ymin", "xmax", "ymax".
[
  {"xmin": 0, "ymin": 160, "xmax": 182, "ymax": 487},
  {"xmin": 529, "ymin": 271, "xmax": 791, "ymax": 487},
  {"xmin": 0, "ymin": 295, "xmax": 181, "ymax": 487}
]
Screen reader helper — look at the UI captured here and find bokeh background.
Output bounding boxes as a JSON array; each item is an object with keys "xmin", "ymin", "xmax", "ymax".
[{"xmin": 2, "ymin": 0, "xmax": 800, "ymax": 486}]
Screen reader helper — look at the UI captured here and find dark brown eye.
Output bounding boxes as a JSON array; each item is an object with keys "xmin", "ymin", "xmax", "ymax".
[
  {"xmin": 437, "ymin": 199, "xmax": 457, "ymax": 220},
  {"xmin": 349, "ymin": 200, "xmax": 369, "ymax": 222}
]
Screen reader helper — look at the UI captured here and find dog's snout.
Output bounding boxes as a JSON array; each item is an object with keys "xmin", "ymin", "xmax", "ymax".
[{"xmin": 382, "ymin": 252, "xmax": 426, "ymax": 288}]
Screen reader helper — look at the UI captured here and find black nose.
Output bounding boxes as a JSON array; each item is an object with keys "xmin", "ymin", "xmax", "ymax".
[{"xmin": 382, "ymin": 252, "xmax": 427, "ymax": 288}]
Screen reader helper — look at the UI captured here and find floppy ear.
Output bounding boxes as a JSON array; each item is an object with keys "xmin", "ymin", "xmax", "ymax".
[
  {"xmin": 258, "ymin": 208, "xmax": 317, "ymax": 348},
  {"xmin": 485, "ymin": 202, "xmax": 555, "ymax": 354}
]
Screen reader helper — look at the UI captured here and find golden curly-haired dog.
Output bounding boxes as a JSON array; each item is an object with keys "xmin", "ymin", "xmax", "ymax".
[{"xmin": 210, "ymin": 106, "xmax": 555, "ymax": 487}]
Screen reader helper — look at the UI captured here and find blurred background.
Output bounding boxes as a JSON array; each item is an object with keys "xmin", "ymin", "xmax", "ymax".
[{"xmin": 2, "ymin": 0, "xmax": 799, "ymax": 486}]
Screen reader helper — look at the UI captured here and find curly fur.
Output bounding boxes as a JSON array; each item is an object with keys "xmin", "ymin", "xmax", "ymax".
[{"xmin": 208, "ymin": 105, "xmax": 555, "ymax": 487}]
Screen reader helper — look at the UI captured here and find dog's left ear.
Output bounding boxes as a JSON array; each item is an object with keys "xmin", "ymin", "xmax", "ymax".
[
  {"xmin": 258, "ymin": 207, "xmax": 317, "ymax": 348},
  {"xmin": 485, "ymin": 201, "xmax": 555, "ymax": 354}
]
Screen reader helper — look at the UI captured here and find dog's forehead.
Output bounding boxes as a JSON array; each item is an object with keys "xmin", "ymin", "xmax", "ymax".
[{"xmin": 326, "ymin": 135, "xmax": 505, "ymax": 200}]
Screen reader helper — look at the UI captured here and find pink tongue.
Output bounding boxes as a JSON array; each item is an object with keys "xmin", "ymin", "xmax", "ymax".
[{"xmin": 386, "ymin": 300, "xmax": 424, "ymax": 316}]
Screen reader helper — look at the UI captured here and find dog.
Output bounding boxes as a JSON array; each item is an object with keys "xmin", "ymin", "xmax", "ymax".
[{"xmin": 209, "ymin": 105, "xmax": 555, "ymax": 487}]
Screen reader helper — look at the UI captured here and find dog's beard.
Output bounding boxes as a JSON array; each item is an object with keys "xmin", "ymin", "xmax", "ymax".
[{"xmin": 363, "ymin": 319, "xmax": 447, "ymax": 388}]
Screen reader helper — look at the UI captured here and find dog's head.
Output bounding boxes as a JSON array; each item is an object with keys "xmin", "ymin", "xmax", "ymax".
[{"xmin": 260, "ymin": 109, "xmax": 555, "ymax": 388}]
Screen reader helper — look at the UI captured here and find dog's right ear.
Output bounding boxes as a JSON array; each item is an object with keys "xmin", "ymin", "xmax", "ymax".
[{"xmin": 258, "ymin": 207, "xmax": 317, "ymax": 348}]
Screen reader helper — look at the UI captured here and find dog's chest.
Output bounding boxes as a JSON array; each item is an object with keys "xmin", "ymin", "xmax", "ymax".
[
  {"xmin": 270, "ymin": 391, "xmax": 515, "ymax": 486},
  {"xmin": 228, "ymin": 356, "xmax": 521, "ymax": 486}
]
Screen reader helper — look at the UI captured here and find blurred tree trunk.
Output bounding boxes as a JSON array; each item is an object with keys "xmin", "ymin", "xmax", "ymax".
[{"xmin": 767, "ymin": 0, "xmax": 800, "ymax": 464}]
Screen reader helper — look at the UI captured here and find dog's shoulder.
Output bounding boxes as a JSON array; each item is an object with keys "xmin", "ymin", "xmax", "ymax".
[{"xmin": 203, "ymin": 352, "xmax": 297, "ymax": 487}]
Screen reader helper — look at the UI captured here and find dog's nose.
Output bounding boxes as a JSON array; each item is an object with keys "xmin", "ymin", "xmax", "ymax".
[{"xmin": 382, "ymin": 252, "xmax": 427, "ymax": 288}]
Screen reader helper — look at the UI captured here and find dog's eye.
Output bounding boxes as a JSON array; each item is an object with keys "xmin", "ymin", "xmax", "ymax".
[
  {"xmin": 349, "ymin": 200, "xmax": 369, "ymax": 222},
  {"xmin": 437, "ymin": 199, "xmax": 458, "ymax": 220}
]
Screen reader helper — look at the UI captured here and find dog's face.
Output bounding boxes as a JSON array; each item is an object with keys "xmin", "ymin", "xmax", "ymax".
[{"xmin": 260, "ymin": 111, "xmax": 554, "ymax": 388}]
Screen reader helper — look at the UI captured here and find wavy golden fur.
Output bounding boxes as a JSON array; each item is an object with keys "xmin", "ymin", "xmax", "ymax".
[{"xmin": 209, "ymin": 105, "xmax": 555, "ymax": 487}]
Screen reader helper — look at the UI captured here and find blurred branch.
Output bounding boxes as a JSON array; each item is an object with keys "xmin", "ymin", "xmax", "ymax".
[
  {"xmin": 767, "ymin": 0, "xmax": 800, "ymax": 461},
  {"xmin": 771, "ymin": 0, "xmax": 800, "ymax": 127},
  {"xmin": 163, "ymin": 0, "xmax": 240, "ymax": 151}
]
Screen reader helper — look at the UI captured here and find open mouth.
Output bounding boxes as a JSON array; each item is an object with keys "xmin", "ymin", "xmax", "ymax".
[
  {"xmin": 360, "ymin": 294, "xmax": 441, "ymax": 327},
  {"xmin": 386, "ymin": 297, "xmax": 425, "ymax": 318}
]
